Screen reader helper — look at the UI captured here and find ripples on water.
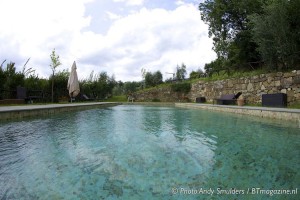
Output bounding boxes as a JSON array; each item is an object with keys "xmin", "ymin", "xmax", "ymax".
[{"xmin": 0, "ymin": 105, "xmax": 299, "ymax": 199}]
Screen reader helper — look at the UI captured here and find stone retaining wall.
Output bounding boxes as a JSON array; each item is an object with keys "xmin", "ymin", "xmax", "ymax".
[{"xmin": 135, "ymin": 70, "xmax": 300, "ymax": 104}]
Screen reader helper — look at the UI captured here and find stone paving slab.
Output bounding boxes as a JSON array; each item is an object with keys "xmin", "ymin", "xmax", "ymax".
[
  {"xmin": 0, "ymin": 102, "xmax": 117, "ymax": 112},
  {"xmin": 175, "ymin": 103, "xmax": 300, "ymax": 122},
  {"xmin": 0, "ymin": 102, "xmax": 120, "ymax": 121}
]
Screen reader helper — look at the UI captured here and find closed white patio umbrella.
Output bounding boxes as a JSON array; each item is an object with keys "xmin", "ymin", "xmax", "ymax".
[{"xmin": 67, "ymin": 61, "xmax": 80, "ymax": 103}]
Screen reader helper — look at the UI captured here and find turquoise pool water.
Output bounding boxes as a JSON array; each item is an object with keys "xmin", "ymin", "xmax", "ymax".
[{"xmin": 0, "ymin": 105, "xmax": 299, "ymax": 199}]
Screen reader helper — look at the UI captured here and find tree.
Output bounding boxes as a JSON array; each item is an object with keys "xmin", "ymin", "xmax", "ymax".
[
  {"xmin": 124, "ymin": 81, "xmax": 141, "ymax": 94},
  {"xmin": 176, "ymin": 63, "xmax": 187, "ymax": 81},
  {"xmin": 141, "ymin": 68, "xmax": 147, "ymax": 89},
  {"xmin": 0, "ymin": 61, "xmax": 25, "ymax": 98},
  {"xmin": 49, "ymin": 49, "xmax": 62, "ymax": 102},
  {"xmin": 199, "ymin": 0, "xmax": 263, "ymax": 73},
  {"xmin": 204, "ymin": 57, "xmax": 227, "ymax": 77},
  {"xmin": 189, "ymin": 68, "xmax": 205, "ymax": 79},
  {"xmin": 145, "ymin": 71, "xmax": 163, "ymax": 88},
  {"xmin": 250, "ymin": 0, "xmax": 300, "ymax": 70},
  {"xmin": 52, "ymin": 70, "xmax": 69, "ymax": 101},
  {"xmin": 91, "ymin": 72, "xmax": 116, "ymax": 99}
]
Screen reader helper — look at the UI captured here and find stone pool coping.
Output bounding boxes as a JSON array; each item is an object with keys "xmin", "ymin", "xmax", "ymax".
[
  {"xmin": 175, "ymin": 103, "xmax": 300, "ymax": 122},
  {"xmin": 1, "ymin": 102, "xmax": 300, "ymax": 122},
  {"xmin": 0, "ymin": 102, "xmax": 120, "ymax": 121}
]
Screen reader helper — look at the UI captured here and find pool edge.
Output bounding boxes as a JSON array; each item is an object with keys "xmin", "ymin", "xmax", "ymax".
[
  {"xmin": 0, "ymin": 102, "xmax": 121, "ymax": 121},
  {"xmin": 175, "ymin": 103, "xmax": 300, "ymax": 122}
]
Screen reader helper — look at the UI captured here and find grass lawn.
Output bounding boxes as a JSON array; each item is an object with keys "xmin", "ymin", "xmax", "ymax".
[{"xmin": 104, "ymin": 95, "xmax": 127, "ymax": 102}]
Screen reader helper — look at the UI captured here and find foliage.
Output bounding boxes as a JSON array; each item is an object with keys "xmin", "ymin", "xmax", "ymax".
[
  {"xmin": 189, "ymin": 69, "xmax": 205, "ymax": 79},
  {"xmin": 111, "ymin": 81, "xmax": 142, "ymax": 96},
  {"xmin": 171, "ymin": 82, "xmax": 191, "ymax": 94},
  {"xmin": 0, "ymin": 61, "xmax": 25, "ymax": 93},
  {"xmin": 144, "ymin": 71, "xmax": 163, "ymax": 88},
  {"xmin": 288, "ymin": 102, "xmax": 300, "ymax": 109},
  {"xmin": 176, "ymin": 63, "xmax": 187, "ymax": 81},
  {"xmin": 204, "ymin": 58, "xmax": 225, "ymax": 77},
  {"xmin": 250, "ymin": 0, "xmax": 300, "ymax": 70},
  {"xmin": 22, "ymin": 58, "xmax": 35, "ymax": 77},
  {"xmin": 199, "ymin": 0, "xmax": 263, "ymax": 73},
  {"xmin": 49, "ymin": 49, "xmax": 62, "ymax": 102},
  {"xmin": 25, "ymin": 74, "xmax": 49, "ymax": 95},
  {"xmin": 104, "ymin": 95, "xmax": 127, "ymax": 102},
  {"xmin": 152, "ymin": 98, "xmax": 161, "ymax": 102},
  {"xmin": 81, "ymin": 71, "xmax": 116, "ymax": 99},
  {"xmin": 199, "ymin": 0, "xmax": 300, "ymax": 75},
  {"xmin": 50, "ymin": 70, "xmax": 69, "ymax": 102},
  {"xmin": 49, "ymin": 49, "xmax": 62, "ymax": 73},
  {"xmin": 123, "ymin": 81, "xmax": 141, "ymax": 94}
]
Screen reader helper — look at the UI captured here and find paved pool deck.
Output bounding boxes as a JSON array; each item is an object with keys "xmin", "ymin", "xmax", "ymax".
[
  {"xmin": 0, "ymin": 102, "xmax": 120, "ymax": 121},
  {"xmin": 175, "ymin": 103, "xmax": 300, "ymax": 122},
  {"xmin": 1, "ymin": 102, "xmax": 300, "ymax": 122}
]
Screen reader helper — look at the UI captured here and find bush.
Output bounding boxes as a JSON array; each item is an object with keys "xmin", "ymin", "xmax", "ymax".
[
  {"xmin": 152, "ymin": 98, "xmax": 161, "ymax": 102},
  {"xmin": 171, "ymin": 82, "xmax": 191, "ymax": 94}
]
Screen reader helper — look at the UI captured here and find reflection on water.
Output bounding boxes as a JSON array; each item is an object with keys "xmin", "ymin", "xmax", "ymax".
[{"xmin": 0, "ymin": 105, "xmax": 299, "ymax": 199}]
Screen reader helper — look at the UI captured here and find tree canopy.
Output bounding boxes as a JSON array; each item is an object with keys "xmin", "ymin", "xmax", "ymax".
[{"xmin": 199, "ymin": 0, "xmax": 300, "ymax": 75}]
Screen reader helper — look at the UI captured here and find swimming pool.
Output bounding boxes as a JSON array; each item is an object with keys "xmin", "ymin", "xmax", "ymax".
[{"xmin": 0, "ymin": 105, "xmax": 299, "ymax": 199}]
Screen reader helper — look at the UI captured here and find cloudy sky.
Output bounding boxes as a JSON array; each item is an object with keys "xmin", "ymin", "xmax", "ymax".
[{"xmin": 0, "ymin": 0, "xmax": 216, "ymax": 82}]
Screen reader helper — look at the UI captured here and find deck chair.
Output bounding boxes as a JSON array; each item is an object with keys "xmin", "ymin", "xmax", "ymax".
[
  {"xmin": 214, "ymin": 92, "xmax": 242, "ymax": 105},
  {"xmin": 81, "ymin": 94, "xmax": 94, "ymax": 101}
]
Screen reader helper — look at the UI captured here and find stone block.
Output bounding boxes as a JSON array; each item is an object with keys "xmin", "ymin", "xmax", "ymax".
[
  {"xmin": 266, "ymin": 73, "xmax": 276, "ymax": 78},
  {"xmin": 292, "ymin": 76, "xmax": 300, "ymax": 85},
  {"xmin": 267, "ymin": 76, "xmax": 273, "ymax": 83},
  {"xmin": 259, "ymin": 77, "xmax": 267, "ymax": 82},
  {"xmin": 287, "ymin": 90, "xmax": 294, "ymax": 98},
  {"xmin": 260, "ymin": 74, "xmax": 266, "ymax": 78},
  {"xmin": 275, "ymin": 80, "xmax": 281, "ymax": 87},
  {"xmin": 284, "ymin": 72, "xmax": 296, "ymax": 77},
  {"xmin": 242, "ymin": 84, "xmax": 247, "ymax": 90},
  {"xmin": 228, "ymin": 80, "xmax": 234, "ymax": 88},
  {"xmin": 283, "ymin": 77, "xmax": 293, "ymax": 87},
  {"xmin": 281, "ymin": 89, "xmax": 287, "ymax": 94},
  {"xmin": 247, "ymin": 83, "xmax": 254, "ymax": 91}
]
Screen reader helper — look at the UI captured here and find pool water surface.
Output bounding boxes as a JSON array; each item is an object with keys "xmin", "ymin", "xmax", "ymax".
[{"xmin": 0, "ymin": 105, "xmax": 299, "ymax": 199}]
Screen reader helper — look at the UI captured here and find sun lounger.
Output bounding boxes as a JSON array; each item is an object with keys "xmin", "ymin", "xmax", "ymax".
[
  {"xmin": 81, "ymin": 94, "xmax": 95, "ymax": 101},
  {"xmin": 214, "ymin": 92, "xmax": 242, "ymax": 105}
]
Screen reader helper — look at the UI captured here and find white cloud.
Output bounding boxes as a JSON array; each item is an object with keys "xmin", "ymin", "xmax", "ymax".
[
  {"xmin": 0, "ymin": 0, "xmax": 216, "ymax": 82},
  {"xmin": 175, "ymin": 0, "xmax": 185, "ymax": 6},
  {"xmin": 0, "ymin": 0, "xmax": 92, "ymax": 75},
  {"xmin": 113, "ymin": 0, "xmax": 144, "ymax": 6},
  {"xmin": 106, "ymin": 11, "xmax": 122, "ymax": 20},
  {"xmin": 81, "ymin": 4, "xmax": 216, "ymax": 81}
]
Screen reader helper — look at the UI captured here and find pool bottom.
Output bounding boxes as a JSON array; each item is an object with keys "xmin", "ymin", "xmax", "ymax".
[{"xmin": 0, "ymin": 105, "xmax": 299, "ymax": 199}]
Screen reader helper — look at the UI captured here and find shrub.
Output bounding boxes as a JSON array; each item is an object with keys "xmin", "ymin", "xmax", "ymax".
[
  {"xmin": 152, "ymin": 98, "xmax": 161, "ymax": 102},
  {"xmin": 171, "ymin": 82, "xmax": 191, "ymax": 94}
]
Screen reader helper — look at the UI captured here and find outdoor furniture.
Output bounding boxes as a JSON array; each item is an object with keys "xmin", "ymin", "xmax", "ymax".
[
  {"xmin": 214, "ymin": 92, "xmax": 242, "ymax": 105},
  {"xmin": 17, "ymin": 86, "xmax": 44, "ymax": 103},
  {"xmin": 81, "ymin": 94, "xmax": 94, "ymax": 101},
  {"xmin": 196, "ymin": 97, "xmax": 206, "ymax": 103},
  {"xmin": 262, "ymin": 93, "xmax": 287, "ymax": 108}
]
